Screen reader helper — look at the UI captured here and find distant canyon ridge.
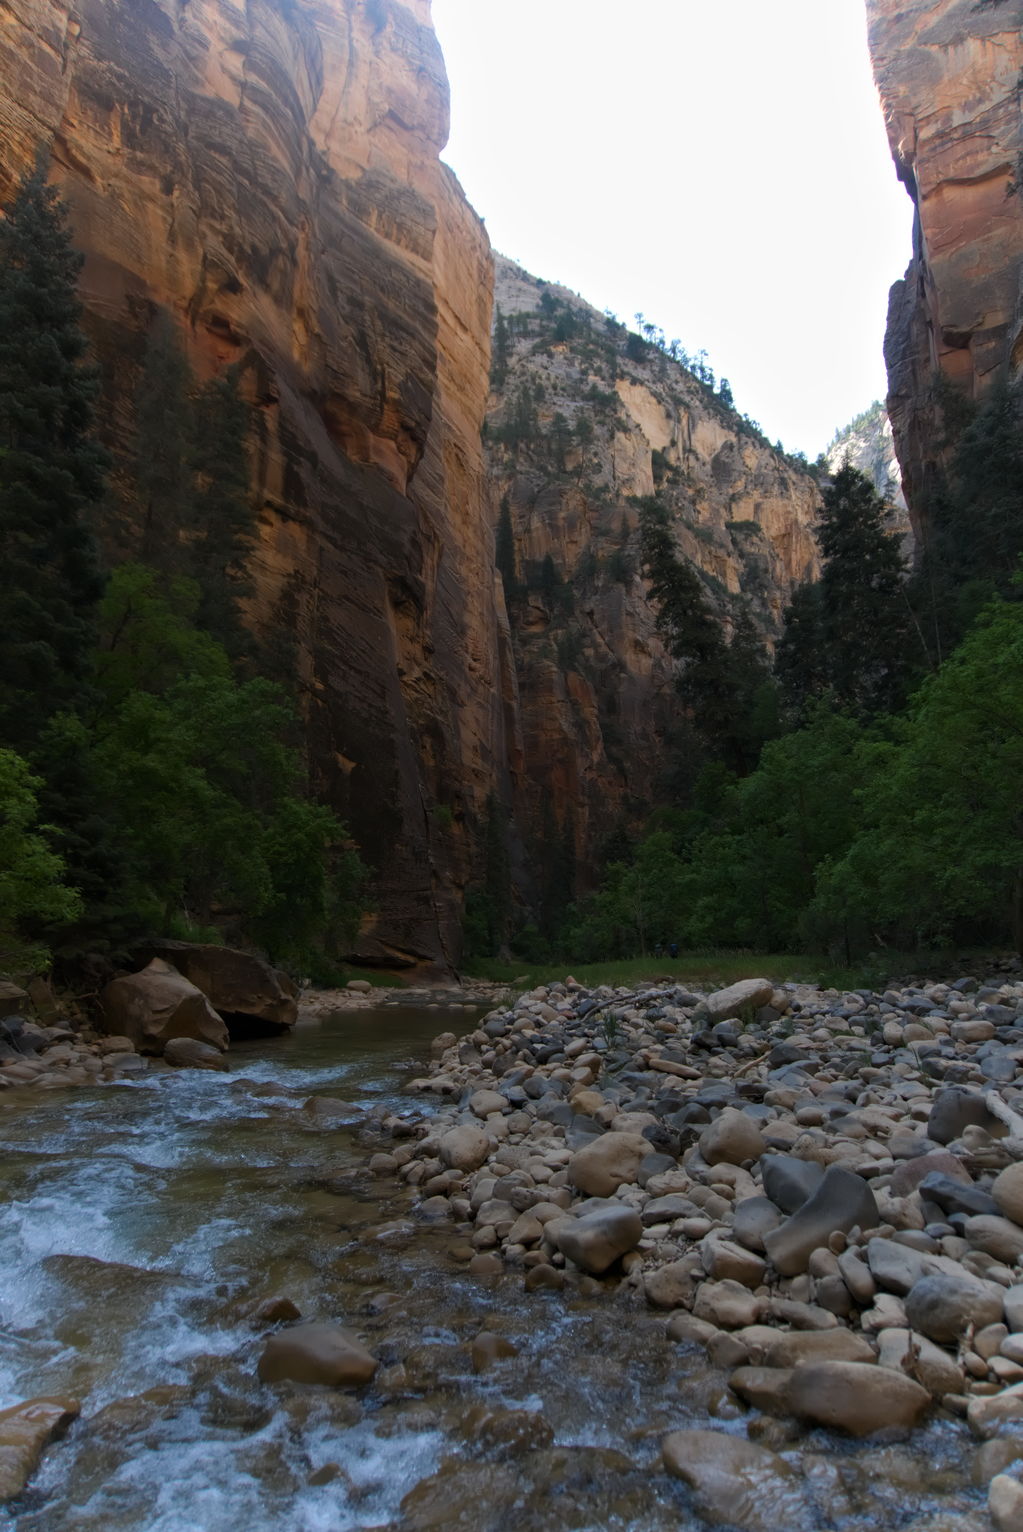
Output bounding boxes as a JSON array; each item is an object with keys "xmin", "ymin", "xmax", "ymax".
[{"xmin": 0, "ymin": 0, "xmax": 1018, "ymax": 967}]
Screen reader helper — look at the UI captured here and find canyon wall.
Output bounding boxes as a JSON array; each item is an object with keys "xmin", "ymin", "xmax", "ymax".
[
  {"xmin": 487, "ymin": 257, "xmax": 822, "ymax": 903},
  {"xmin": 868, "ymin": 0, "xmax": 1023, "ymax": 529},
  {"xmin": 0, "ymin": 0, "xmax": 499, "ymax": 968}
]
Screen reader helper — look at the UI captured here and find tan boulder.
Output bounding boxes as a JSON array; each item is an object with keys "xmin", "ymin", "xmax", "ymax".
[
  {"xmin": 438, "ymin": 1125, "xmax": 491, "ymax": 1172},
  {"xmin": 876, "ymin": 1326, "xmax": 964, "ymax": 1398},
  {"xmin": 990, "ymin": 1473, "xmax": 1023, "ymax": 1532},
  {"xmin": 129, "ymin": 940, "xmax": 298, "ymax": 1027},
  {"xmin": 700, "ymin": 1108, "xmax": 766, "ymax": 1167},
  {"xmin": 163, "ymin": 1037, "xmax": 229, "ymax": 1071},
  {"xmin": 662, "ymin": 1428, "xmax": 811, "ymax": 1532},
  {"xmin": 786, "ymin": 1360, "xmax": 930, "ymax": 1437},
  {"xmin": 993, "ymin": 1164, "xmax": 1023, "ymax": 1227},
  {"xmin": 0, "ymin": 1396, "xmax": 80, "ymax": 1501},
  {"xmin": 699, "ymin": 979, "xmax": 775, "ymax": 1023},
  {"xmin": 554, "ymin": 1205, "xmax": 642, "ymax": 1274},
  {"xmin": 99, "ymin": 959, "xmax": 228, "ymax": 1055},
  {"xmin": 566, "ymin": 1131, "xmax": 650, "ymax": 1197},
  {"xmin": 257, "ymin": 1324, "xmax": 377, "ymax": 1386}
]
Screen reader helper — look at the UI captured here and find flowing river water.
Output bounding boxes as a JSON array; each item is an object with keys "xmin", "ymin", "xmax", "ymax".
[{"xmin": 0, "ymin": 1004, "xmax": 991, "ymax": 1531}]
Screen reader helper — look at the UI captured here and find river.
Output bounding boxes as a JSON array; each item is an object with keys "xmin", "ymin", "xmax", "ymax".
[{"xmin": 0, "ymin": 1004, "xmax": 987, "ymax": 1531}]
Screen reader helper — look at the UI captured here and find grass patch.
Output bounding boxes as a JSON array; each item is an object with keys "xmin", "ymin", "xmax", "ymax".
[{"xmin": 461, "ymin": 949, "xmax": 1004, "ymax": 994}]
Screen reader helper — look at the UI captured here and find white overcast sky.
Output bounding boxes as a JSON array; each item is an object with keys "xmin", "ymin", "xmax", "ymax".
[{"xmin": 431, "ymin": 0, "xmax": 914, "ymax": 459}]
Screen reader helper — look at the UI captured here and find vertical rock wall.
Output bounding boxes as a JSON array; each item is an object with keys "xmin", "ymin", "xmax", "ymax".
[
  {"xmin": 0, "ymin": 0, "xmax": 497, "ymax": 968},
  {"xmin": 868, "ymin": 0, "xmax": 1023, "ymax": 528}
]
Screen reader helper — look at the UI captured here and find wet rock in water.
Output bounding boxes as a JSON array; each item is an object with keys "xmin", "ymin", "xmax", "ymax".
[
  {"xmin": 758, "ymin": 1329, "xmax": 876, "ymax": 1367},
  {"xmin": 989, "ymin": 1472, "xmax": 1023, "ymax": 1531},
  {"xmin": 662, "ymin": 1427, "xmax": 812, "ymax": 1532},
  {"xmin": 0, "ymin": 1396, "xmax": 80, "ymax": 1501},
  {"xmin": 555, "ymin": 1204, "xmax": 642, "ymax": 1274},
  {"xmin": 247, "ymin": 1296, "xmax": 302, "ymax": 1327},
  {"xmin": 461, "ymin": 1404, "xmax": 554, "ymax": 1457},
  {"xmin": 438, "ymin": 1125, "xmax": 491, "ymax": 1172},
  {"xmin": 99, "ymin": 959, "xmax": 228, "ymax": 1055},
  {"xmin": 786, "ymin": 1360, "xmax": 930, "ymax": 1437},
  {"xmin": 700, "ymin": 1108, "xmax": 766, "ymax": 1167},
  {"xmin": 967, "ymin": 1384, "xmax": 1023, "ymax": 1438},
  {"xmin": 904, "ymin": 1272, "xmax": 1005, "ymax": 1344},
  {"xmin": 566, "ymin": 1131, "xmax": 650, "ymax": 1197},
  {"xmin": 257, "ymin": 1324, "xmax": 377, "ymax": 1386},
  {"xmin": 469, "ymin": 1332, "xmax": 518, "ymax": 1371},
  {"xmin": 764, "ymin": 1166, "xmax": 879, "ymax": 1276},
  {"xmin": 728, "ymin": 1365, "xmax": 795, "ymax": 1416},
  {"xmin": 163, "ymin": 1037, "xmax": 229, "ymax": 1071}
]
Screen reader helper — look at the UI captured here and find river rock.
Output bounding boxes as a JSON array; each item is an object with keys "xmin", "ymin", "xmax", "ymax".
[
  {"xmin": 965, "ymin": 1215, "xmax": 1023, "ymax": 1264},
  {"xmin": 694, "ymin": 1279, "xmax": 762, "ymax": 1329},
  {"xmin": 786, "ymin": 1360, "xmax": 930, "ymax": 1437},
  {"xmin": 0, "ymin": 1396, "xmax": 80, "ymax": 1501},
  {"xmin": 163, "ymin": 1037, "xmax": 229, "ymax": 1071},
  {"xmin": 927, "ymin": 1088, "xmax": 1005, "ymax": 1146},
  {"xmin": 662, "ymin": 1428, "xmax": 811, "ymax": 1532},
  {"xmin": 992, "ymin": 1164, "xmax": 1023, "ymax": 1226},
  {"xmin": 728, "ymin": 1366, "xmax": 795, "ymax": 1417},
  {"xmin": 904, "ymin": 1272, "xmax": 1005, "ymax": 1344},
  {"xmin": 129, "ymin": 940, "xmax": 298, "ymax": 1028},
  {"xmin": 566, "ymin": 1131, "xmax": 650, "ymax": 1197},
  {"xmin": 699, "ymin": 979, "xmax": 776, "ymax": 1024},
  {"xmin": 645, "ymin": 1260, "xmax": 698, "ymax": 1310},
  {"xmin": 731, "ymin": 1196, "xmax": 783, "ymax": 1252},
  {"xmin": 866, "ymin": 1237, "xmax": 926, "ymax": 1296},
  {"xmin": 876, "ymin": 1327, "xmax": 965, "ymax": 1397},
  {"xmin": 701, "ymin": 1237, "xmax": 766, "ymax": 1288},
  {"xmin": 469, "ymin": 1089, "xmax": 507, "ymax": 1118},
  {"xmin": 917, "ymin": 1172, "xmax": 998, "ymax": 1219},
  {"xmin": 700, "ymin": 1108, "xmax": 766, "ymax": 1167},
  {"xmin": 257, "ymin": 1324, "xmax": 377, "ymax": 1386},
  {"xmin": 438, "ymin": 1125, "xmax": 491, "ymax": 1172},
  {"xmin": 760, "ymin": 1329, "xmax": 876, "ymax": 1367},
  {"xmin": 989, "ymin": 1474, "xmax": 1023, "ymax": 1532},
  {"xmin": 764, "ymin": 1166, "xmax": 879, "ymax": 1276},
  {"xmin": 470, "ymin": 1333, "xmax": 518, "ymax": 1372},
  {"xmin": 99, "ymin": 959, "xmax": 228, "ymax": 1055},
  {"xmin": 761, "ymin": 1155, "xmax": 825, "ymax": 1214},
  {"xmin": 968, "ymin": 1383, "xmax": 1023, "ymax": 1438},
  {"xmin": 555, "ymin": 1205, "xmax": 642, "ymax": 1274}
]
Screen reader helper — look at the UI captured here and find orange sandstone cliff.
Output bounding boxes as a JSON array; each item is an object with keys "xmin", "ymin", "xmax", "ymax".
[
  {"xmin": 0, "ymin": 0, "xmax": 499, "ymax": 967},
  {"xmin": 868, "ymin": 0, "xmax": 1023, "ymax": 530}
]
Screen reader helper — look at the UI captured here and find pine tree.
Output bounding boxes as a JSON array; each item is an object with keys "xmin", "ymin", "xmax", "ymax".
[
  {"xmin": 0, "ymin": 157, "xmax": 106, "ymax": 753},
  {"xmin": 777, "ymin": 464, "xmax": 918, "ymax": 717},
  {"xmin": 491, "ymin": 304, "xmax": 510, "ymax": 390},
  {"xmin": 188, "ymin": 366, "xmax": 256, "ymax": 653},
  {"xmin": 495, "ymin": 496, "xmax": 517, "ymax": 602},
  {"xmin": 135, "ymin": 307, "xmax": 193, "ymax": 570}
]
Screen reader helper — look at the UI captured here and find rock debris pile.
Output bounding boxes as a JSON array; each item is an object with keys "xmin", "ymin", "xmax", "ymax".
[{"xmin": 369, "ymin": 969, "xmax": 1023, "ymax": 1527}]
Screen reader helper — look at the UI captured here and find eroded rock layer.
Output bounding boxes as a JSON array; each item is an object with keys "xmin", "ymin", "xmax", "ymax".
[
  {"xmin": 0, "ymin": 0, "xmax": 497, "ymax": 967},
  {"xmin": 868, "ymin": 0, "xmax": 1023, "ymax": 529}
]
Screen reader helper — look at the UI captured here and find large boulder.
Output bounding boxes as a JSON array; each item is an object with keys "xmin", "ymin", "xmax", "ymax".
[
  {"xmin": 927, "ymin": 1087, "xmax": 1006, "ymax": 1145},
  {"xmin": 567, "ymin": 1132, "xmax": 650, "ymax": 1197},
  {"xmin": 699, "ymin": 979, "xmax": 775, "ymax": 1025},
  {"xmin": 257, "ymin": 1324, "xmax": 377, "ymax": 1386},
  {"xmin": 662, "ymin": 1428, "xmax": 811, "ymax": 1532},
  {"xmin": 761, "ymin": 1155, "xmax": 825, "ymax": 1214},
  {"xmin": 438, "ymin": 1125, "xmax": 491, "ymax": 1172},
  {"xmin": 99, "ymin": 959, "xmax": 228, "ymax": 1055},
  {"xmin": 992, "ymin": 1163, "xmax": 1023, "ymax": 1226},
  {"xmin": 555, "ymin": 1205, "xmax": 642, "ymax": 1275},
  {"xmin": 763, "ymin": 1166, "xmax": 879, "ymax": 1276},
  {"xmin": 130, "ymin": 940, "xmax": 298, "ymax": 1029},
  {"xmin": 786, "ymin": 1360, "xmax": 930, "ymax": 1437},
  {"xmin": 163, "ymin": 1037, "xmax": 229, "ymax": 1071},
  {"xmin": 0, "ymin": 1396, "xmax": 80, "ymax": 1502}
]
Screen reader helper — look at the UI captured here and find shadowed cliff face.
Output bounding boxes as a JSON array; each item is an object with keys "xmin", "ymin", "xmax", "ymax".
[
  {"xmin": 868, "ymin": 0, "xmax": 1023, "ymax": 531},
  {"xmin": 487, "ymin": 257, "xmax": 822, "ymax": 890},
  {"xmin": 0, "ymin": 0, "xmax": 498, "ymax": 969}
]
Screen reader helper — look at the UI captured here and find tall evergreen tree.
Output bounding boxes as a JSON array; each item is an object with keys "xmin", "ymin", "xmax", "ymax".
[
  {"xmin": 0, "ymin": 157, "xmax": 106, "ymax": 754},
  {"xmin": 495, "ymin": 496, "xmax": 517, "ymax": 602},
  {"xmin": 776, "ymin": 464, "xmax": 917, "ymax": 717},
  {"xmin": 491, "ymin": 303, "xmax": 510, "ymax": 390}
]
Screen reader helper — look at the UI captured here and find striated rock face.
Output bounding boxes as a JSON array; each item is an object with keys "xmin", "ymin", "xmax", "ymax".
[
  {"xmin": 868, "ymin": 0, "xmax": 1023, "ymax": 530},
  {"xmin": 0, "ymin": 0, "xmax": 496, "ymax": 968},
  {"xmin": 487, "ymin": 257, "xmax": 821, "ymax": 890}
]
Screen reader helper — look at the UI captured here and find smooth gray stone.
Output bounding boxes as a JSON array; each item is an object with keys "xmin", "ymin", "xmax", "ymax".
[
  {"xmin": 917, "ymin": 1172, "xmax": 998, "ymax": 1219},
  {"xmin": 764, "ymin": 1167, "xmax": 880, "ymax": 1277},
  {"xmin": 927, "ymin": 1087, "xmax": 1005, "ymax": 1145},
  {"xmin": 903, "ymin": 1272, "xmax": 1004, "ymax": 1344},
  {"xmin": 731, "ymin": 1196, "xmax": 784, "ymax": 1253},
  {"xmin": 761, "ymin": 1155, "xmax": 825, "ymax": 1215}
]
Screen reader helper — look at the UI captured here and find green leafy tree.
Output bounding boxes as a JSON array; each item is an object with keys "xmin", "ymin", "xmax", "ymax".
[
  {"xmin": 0, "ymin": 748, "xmax": 82, "ymax": 975},
  {"xmin": 0, "ymin": 157, "xmax": 106, "ymax": 754}
]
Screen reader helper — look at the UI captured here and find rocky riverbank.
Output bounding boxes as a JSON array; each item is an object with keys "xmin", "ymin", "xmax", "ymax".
[{"xmin": 366, "ymin": 968, "xmax": 1023, "ymax": 1530}]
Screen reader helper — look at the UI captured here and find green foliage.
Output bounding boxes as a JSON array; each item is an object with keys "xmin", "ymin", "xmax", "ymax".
[
  {"xmin": 491, "ymin": 303, "xmax": 510, "ymax": 390},
  {"xmin": 776, "ymin": 464, "xmax": 919, "ymax": 717},
  {"xmin": 0, "ymin": 157, "xmax": 106, "ymax": 755},
  {"xmin": 462, "ymin": 793, "xmax": 512, "ymax": 960},
  {"xmin": 0, "ymin": 748, "xmax": 82, "ymax": 975}
]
